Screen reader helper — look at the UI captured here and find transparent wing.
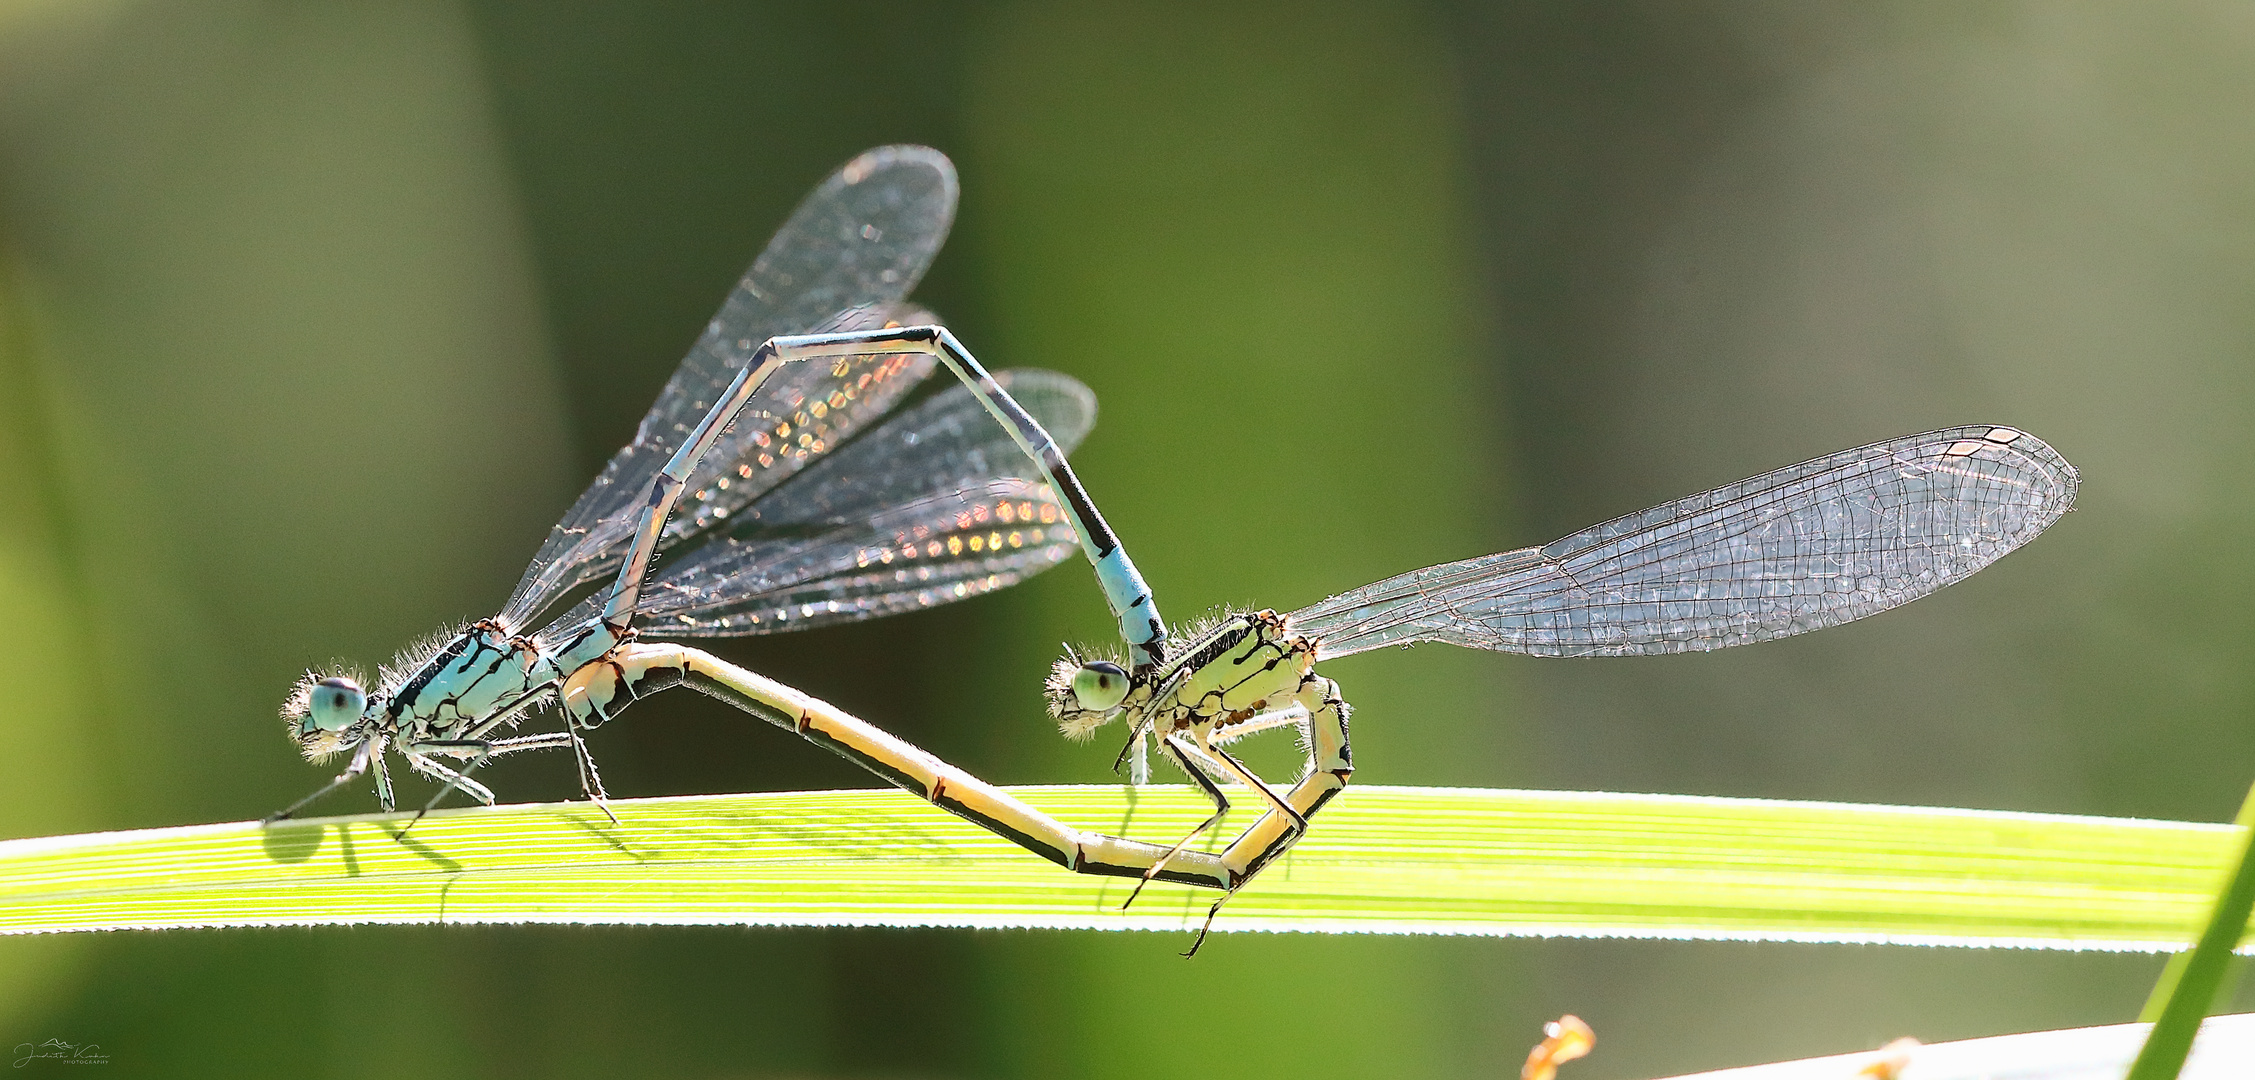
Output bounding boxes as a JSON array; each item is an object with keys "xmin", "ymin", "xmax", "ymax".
[
  {"xmin": 723, "ymin": 368, "xmax": 1096, "ymax": 528},
  {"xmin": 633, "ymin": 477, "xmax": 1081, "ymax": 636},
  {"xmin": 1288, "ymin": 426, "xmax": 2079, "ymax": 660},
  {"xmin": 531, "ymin": 370, "xmax": 1096, "ymax": 645},
  {"xmin": 534, "ymin": 479, "xmax": 1079, "ymax": 641},
  {"xmin": 499, "ymin": 146, "xmax": 959, "ymax": 630}
]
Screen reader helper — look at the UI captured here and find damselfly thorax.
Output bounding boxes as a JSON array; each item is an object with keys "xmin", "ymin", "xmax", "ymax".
[
  {"xmin": 1133, "ymin": 613, "xmax": 1324, "ymax": 739},
  {"xmin": 375, "ymin": 618, "xmax": 615, "ymax": 742}
]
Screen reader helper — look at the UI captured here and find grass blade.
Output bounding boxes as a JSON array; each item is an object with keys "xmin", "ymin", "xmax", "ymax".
[
  {"xmin": 0, "ymin": 785, "xmax": 2243, "ymax": 944},
  {"xmin": 2127, "ymin": 782, "xmax": 2255, "ymax": 1079}
]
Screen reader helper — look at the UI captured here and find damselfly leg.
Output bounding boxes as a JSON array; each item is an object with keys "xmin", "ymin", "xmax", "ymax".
[{"xmin": 403, "ymin": 732, "xmax": 577, "ymax": 823}]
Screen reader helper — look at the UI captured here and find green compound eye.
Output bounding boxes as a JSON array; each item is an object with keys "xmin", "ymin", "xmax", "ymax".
[
  {"xmin": 307, "ymin": 677, "xmax": 367, "ymax": 733},
  {"xmin": 1069, "ymin": 661, "xmax": 1130, "ymax": 713}
]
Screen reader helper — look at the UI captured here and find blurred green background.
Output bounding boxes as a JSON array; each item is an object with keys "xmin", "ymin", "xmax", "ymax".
[{"xmin": 2, "ymin": 2, "xmax": 2253, "ymax": 1076}]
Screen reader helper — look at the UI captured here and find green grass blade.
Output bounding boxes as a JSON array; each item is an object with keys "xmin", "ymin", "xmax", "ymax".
[
  {"xmin": 2127, "ymin": 782, "xmax": 2255, "ymax": 1080},
  {"xmin": 0, "ymin": 785, "xmax": 2243, "ymax": 944}
]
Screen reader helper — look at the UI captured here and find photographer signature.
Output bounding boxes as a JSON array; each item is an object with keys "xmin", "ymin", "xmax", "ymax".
[{"xmin": 11, "ymin": 1040, "xmax": 107, "ymax": 1068}]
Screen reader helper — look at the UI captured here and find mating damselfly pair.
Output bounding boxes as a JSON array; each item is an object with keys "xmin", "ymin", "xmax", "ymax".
[{"xmin": 276, "ymin": 145, "xmax": 2079, "ymax": 951}]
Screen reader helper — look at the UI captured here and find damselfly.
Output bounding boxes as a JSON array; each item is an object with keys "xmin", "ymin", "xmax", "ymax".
[
  {"xmin": 273, "ymin": 147, "xmax": 1110, "ymax": 823},
  {"xmin": 274, "ymin": 146, "xmax": 1268, "ymax": 890},
  {"xmin": 1031, "ymin": 424, "xmax": 2080, "ymax": 951}
]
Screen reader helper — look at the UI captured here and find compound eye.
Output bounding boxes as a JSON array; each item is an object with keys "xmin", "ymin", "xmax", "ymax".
[
  {"xmin": 307, "ymin": 677, "xmax": 367, "ymax": 733},
  {"xmin": 1069, "ymin": 661, "xmax": 1130, "ymax": 713}
]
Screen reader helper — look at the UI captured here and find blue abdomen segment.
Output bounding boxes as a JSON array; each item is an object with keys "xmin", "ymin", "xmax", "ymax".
[{"xmin": 1094, "ymin": 547, "xmax": 1164, "ymax": 668}]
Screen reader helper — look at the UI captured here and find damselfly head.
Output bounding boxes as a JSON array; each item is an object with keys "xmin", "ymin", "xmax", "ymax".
[
  {"xmin": 1046, "ymin": 655, "xmax": 1131, "ymax": 740},
  {"xmin": 281, "ymin": 670, "xmax": 372, "ymax": 759}
]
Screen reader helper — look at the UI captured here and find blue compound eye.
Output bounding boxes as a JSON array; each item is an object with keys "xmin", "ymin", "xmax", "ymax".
[
  {"xmin": 307, "ymin": 677, "xmax": 367, "ymax": 733},
  {"xmin": 1070, "ymin": 661, "xmax": 1130, "ymax": 713}
]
